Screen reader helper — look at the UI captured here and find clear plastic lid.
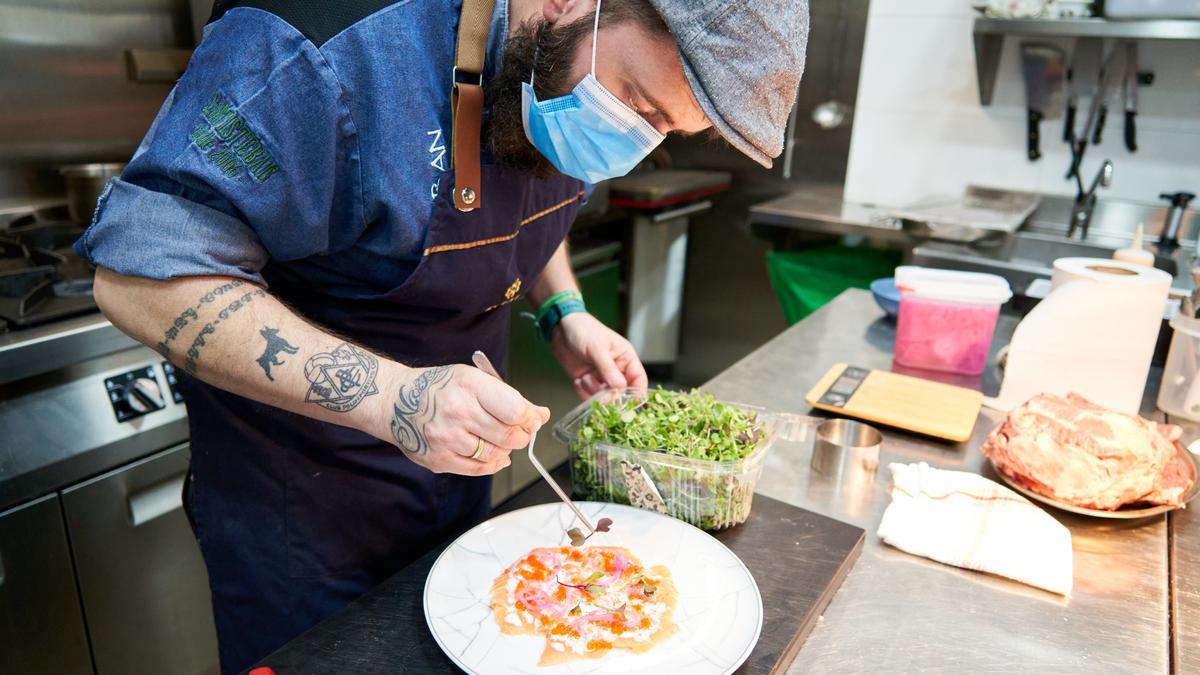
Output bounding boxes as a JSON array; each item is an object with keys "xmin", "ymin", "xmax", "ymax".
[{"xmin": 894, "ymin": 265, "xmax": 1013, "ymax": 305}]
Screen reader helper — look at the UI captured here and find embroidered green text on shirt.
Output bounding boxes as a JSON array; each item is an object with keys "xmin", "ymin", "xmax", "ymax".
[{"xmin": 191, "ymin": 93, "xmax": 282, "ymax": 182}]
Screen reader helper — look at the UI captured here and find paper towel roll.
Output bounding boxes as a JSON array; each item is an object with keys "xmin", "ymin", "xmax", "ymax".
[
  {"xmin": 1050, "ymin": 257, "xmax": 1172, "ymax": 291},
  {"xmin": 990, "ymin": 257, "xmax": 1172, "ymax": 414}
]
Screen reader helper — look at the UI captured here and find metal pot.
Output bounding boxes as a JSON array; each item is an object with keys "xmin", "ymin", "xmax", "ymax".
[{"xmin": 59, "ymin": 163, "xmax": 124, "ymax": 225}]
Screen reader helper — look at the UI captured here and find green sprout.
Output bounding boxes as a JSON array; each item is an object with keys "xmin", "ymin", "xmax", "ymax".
[{"xmin": 571, "ymin": 387, "xmax": 766, "ymax": 530}]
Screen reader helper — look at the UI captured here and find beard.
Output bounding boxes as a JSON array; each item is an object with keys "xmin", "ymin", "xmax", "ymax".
[{"xmin": 485, "ymin": 15, "xmax": 594, "ymax": 178}]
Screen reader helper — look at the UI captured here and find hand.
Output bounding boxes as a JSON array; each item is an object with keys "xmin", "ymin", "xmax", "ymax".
[
  {"xmin": 551, "ymin": 312, "xmax": 648, "ymax": 399},
  {"xmin": 387, "ymin": 364, "xmax": 550, "ymax": 476}
]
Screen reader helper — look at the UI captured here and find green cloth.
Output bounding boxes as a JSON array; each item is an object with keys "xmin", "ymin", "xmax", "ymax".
[{"xmin": 766, "ymin": 245, "xmax": 901, "ymax": 324}]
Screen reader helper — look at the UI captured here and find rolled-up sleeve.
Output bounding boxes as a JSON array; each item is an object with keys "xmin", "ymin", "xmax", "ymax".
[
  {"xmin": 74, "ymin": 8, "xmax": 361, "ymax": 285},
  {"xmin": 78, "ymin": 178, "xmax": 271, "ymax": 281}
]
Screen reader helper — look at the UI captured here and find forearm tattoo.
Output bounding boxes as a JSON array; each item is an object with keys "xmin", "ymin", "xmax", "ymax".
[
  {"xmin": 255, "ymin": 326, "xmax": 299, "ymax": 381},
  {"xmin": 391, "ymin": 366, "xmax": 453, "ymax": 456},
  {"xmin": 182, "ymin": 289, "xmax": 267, "ymax": 374},
  {"xmin": 154, "ymin": 280, "xmax": 246, "ymax": 357},
  {"xmin": 303, "ymin": 343, "xmax": 379, "ymax": 412}
]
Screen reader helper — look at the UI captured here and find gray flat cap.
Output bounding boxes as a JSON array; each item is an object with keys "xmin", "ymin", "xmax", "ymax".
[{"xmin": 648, "ymin": 0, "xmax": 809, "ymax": 168}]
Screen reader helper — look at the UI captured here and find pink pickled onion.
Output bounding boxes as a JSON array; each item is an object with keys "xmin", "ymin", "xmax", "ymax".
[
  {"xmin": 572, "ymin": 609, "xmax": 622, "ymax": 630},
  {"xmin": 593, "ymin": 553, "xmax": 630, "ymax": 587},
  {"xmin": 516, "ymin": 587, "xmax": 551, "ymax": 611},
  {"xmin": 611, "ymin": 553, "xmax": 629, "ymax": 578}
]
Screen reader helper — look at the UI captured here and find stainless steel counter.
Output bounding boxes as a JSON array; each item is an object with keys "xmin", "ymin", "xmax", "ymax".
[
  {"xmin": 749, "ymin": 184, "xmax": 909, "ymax": 244},
  {"xmin": 749, "ymin": 188, "xmax": 1198, "ymax": 298},
  {"xmin": 1173, "ymin": 506, "xmax": 1199, "ymax": 674},
  {"xmin": 702, "ymin": 290, "xmax": 1176, "ymax": 672},
  {"xmin": 1165, "ymin": 418, "xmax": 1200, "ymax": 674},
  {"xmin": 751, "ymin": 186, "xmax": 1197, "ymax": 250}
]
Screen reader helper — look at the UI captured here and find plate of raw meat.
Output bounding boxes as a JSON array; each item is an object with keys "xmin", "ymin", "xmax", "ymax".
[{"xmin": 981, "ymin": 392, "xmax": 1200, "ymax": 519}]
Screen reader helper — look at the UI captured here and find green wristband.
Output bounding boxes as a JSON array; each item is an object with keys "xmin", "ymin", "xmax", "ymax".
[
  {"xmin": 535, "ymin": 290, "xmax": 577, "ymax": 321},
  {"xmin": 536, "ymin": 291, "xmax": 586, "ymax": 341}
]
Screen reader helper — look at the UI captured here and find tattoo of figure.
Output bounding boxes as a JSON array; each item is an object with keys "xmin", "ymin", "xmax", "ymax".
[
  {"xmin": 255, "ymin": 326, "xmax": 299, "ymax": 381},
  {"xmin": 391, "ymin": 366, "xmax": 453, "ymax": 456},
  {"xmin": 303, "ymin": 343, "xmax": 379, "ymax": 412}
]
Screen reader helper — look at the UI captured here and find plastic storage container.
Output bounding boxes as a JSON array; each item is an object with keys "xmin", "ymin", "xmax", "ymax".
[
  {"xmin": 553, "ymin": 389, "xmax": 785, "ymax": 530},
  {"xmin": 1157, "ymin": 314, "xmax": 1200, "ymax": 422},
  {"xmin": 893, "ymin": 266, "xmax": 1013, "ymax": 375}
]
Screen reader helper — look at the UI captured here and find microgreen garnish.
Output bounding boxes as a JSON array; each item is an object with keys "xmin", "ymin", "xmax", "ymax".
[
  {"xmin": 556, "ymin": 577, "xmax": 588, "ymax": 590},
  {"xmin": 579, "ymin": 387, "xmax": 764, "ymax": 463},
  {"xmin": 555, "ymin": 575, "xmax": 606, "ymax": 596},
  {"xmin": 572, "ymin": 387, "xmax": 767, "ymax": 529},
  {"xmin": 641, "ymin": 578, "xmax": 657, "ymax": 596},
  {"xmin": 567, "ymin": 528, "xmax": 587, "ymax": 547},
  {"xmin": 566, "ymin": 517, "xmax": 614, "ymax": 547},
  {"xmin": 569, "ymin": 604, "xmax": 582, "ymax": 616}
]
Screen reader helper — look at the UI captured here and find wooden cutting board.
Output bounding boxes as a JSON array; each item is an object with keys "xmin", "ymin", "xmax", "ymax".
[
  {"xmin": 806, "ymin": 363, "xmax": 983, "ymax": 442},
  {"xmin": 249, "ymin": 465, "xmax": 864, "ymax": 674}
]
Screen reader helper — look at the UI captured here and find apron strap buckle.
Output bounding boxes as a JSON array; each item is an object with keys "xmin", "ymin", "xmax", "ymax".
[
  {"xmin": 451, "ymin": 78, "xmax": 483, "ymax": 212},
  {"xmin": 450, "ymin": 0, "xmax": 495, "ymax": 213}
]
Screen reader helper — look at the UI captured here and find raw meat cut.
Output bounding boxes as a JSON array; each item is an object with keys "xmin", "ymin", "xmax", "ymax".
[{"xmin": 981, "ymin": 392, "xmax": 1194, "ymax": 510}]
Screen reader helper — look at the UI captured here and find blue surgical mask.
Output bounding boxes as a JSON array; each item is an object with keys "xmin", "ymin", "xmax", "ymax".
[{"xmin": 521, "ymin": 0, "xmax": 665, "ymax": 183}]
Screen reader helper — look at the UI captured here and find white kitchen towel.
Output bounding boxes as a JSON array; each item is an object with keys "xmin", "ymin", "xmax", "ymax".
[{"xmin": 877, "ymin": 462, "xmax": 1073, "ymax": 595}]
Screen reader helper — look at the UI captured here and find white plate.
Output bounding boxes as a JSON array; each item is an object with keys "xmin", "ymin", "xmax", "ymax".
[{"xmin": 424, "ymin": 502, "xmax": 763, "ymax": 675}]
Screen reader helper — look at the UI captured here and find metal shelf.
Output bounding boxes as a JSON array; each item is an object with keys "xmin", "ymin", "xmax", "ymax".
[{"xmin": 973, "ymin": 17, "xmax": 1200, "ymax": 105}]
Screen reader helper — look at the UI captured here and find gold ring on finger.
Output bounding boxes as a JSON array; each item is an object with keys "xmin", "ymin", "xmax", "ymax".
[{"xmin": 470, "ymin": 437, "xmax": 488, "ymax": 461}]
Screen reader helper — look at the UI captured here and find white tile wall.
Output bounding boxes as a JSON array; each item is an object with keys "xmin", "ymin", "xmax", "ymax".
[{"xmin": 843, "ymin": 1, "xmax": 1200, "ymax": 209}]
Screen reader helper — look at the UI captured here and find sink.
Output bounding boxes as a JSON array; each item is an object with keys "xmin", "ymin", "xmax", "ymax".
[
  {"xmin": 1008, "ymin": 236, "xmax": 1178, "ymax": 277},
  {"xmin": 912, "ymin": 232, "xmax": 1189, "ymax": 296},
  {"xmin": 1008, "ymin": 236, "xmax": 1114, "ymax": 262}
]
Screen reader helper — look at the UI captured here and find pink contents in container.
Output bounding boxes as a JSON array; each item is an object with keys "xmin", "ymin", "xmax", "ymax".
[{"xmin": 893, "ymin": 266, "xmax": 1012, "ymax": 375}]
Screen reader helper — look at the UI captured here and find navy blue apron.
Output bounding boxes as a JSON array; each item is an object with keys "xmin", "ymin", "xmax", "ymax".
[{"xmin": 182, "ymin": 164, "xmax": 584, "ymax": 673}]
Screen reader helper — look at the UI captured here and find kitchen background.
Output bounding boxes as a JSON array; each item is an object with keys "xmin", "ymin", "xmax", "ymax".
[
  {"xmin": 845, "ymin": 0, "xmax": 1200, "ymax": 205},
  {"xmin": 2, "ymin": 1, "xmax": 1198, "ymax": 674}
]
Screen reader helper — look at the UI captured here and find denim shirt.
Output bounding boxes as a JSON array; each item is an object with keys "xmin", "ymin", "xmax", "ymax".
[{"xmin": 75, "ymin": 0, "xmax": 509, "ymax": 298}]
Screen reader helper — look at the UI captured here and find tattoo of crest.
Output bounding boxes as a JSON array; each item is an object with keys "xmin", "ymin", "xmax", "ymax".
[
  {"xmin": 391, "ymin": 366, "xmax": 453, "ymax": 456},
  {"xmin": 303, "ymin": 343, "xmax": 380, "ymax": 412}
]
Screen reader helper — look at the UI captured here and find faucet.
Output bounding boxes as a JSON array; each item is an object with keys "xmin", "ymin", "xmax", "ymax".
[
  {"xmin": 1067, "ymin": 159, "xmax": 1113, "ymax": 240},
  {"xmin": 1158, "ymin": 191, "xmax": 1196, "ymax": 249}
]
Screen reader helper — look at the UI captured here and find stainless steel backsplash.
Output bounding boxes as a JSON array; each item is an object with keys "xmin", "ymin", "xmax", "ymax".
[
  {"xmin": 0, "ymin": 0, "xmax": 195, "ymax": 200},
  {"xmin": 0, "ymin": 0, "xmax": 871, "ymax": 201}
]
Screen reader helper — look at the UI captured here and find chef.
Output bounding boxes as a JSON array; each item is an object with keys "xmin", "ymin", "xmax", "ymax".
[{"xmin": 74, "ymin": 0, "xmax": 808, "ymax": 670}]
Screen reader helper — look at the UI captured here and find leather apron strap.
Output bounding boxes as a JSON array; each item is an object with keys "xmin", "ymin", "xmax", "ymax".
[{"xmin": 451, "ymin": 0, "xmax": 495, "ymax": 213}]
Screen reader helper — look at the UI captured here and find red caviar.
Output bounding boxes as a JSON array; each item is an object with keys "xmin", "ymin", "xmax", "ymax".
[{"xmin": 519, "ymin": 556, "xmax": 552, "ymax": 581}]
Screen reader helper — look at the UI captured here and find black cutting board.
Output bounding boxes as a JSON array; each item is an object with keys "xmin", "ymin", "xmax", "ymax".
[{"xmin": 250, "ymin": 466, "xmax": 864, "ymax": 674}]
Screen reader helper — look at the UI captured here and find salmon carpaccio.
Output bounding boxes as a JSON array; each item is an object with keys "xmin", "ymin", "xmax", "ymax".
[{"xmin": 490, "ymin": 546, "xmax": 677, "ymax": 666}]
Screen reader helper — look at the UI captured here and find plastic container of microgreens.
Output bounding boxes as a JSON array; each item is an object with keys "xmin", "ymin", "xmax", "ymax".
[{"xmin": 554, "ymin": 388, "xmax": 797, "ymax": 530}]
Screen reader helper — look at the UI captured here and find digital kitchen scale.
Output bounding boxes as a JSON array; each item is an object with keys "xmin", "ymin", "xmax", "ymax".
[{"xmin": 805, "ymin": 363, "xmax": 983, "ymax": 442}]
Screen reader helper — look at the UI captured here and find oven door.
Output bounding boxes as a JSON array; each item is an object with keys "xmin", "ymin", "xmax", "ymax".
[
  {"xmin": 62, "ymin": 443, "xmax": 218, "ymax": 675},
  {"xmin": 0, "ymin": 493, "xmax": 93, "ymax": 674}
]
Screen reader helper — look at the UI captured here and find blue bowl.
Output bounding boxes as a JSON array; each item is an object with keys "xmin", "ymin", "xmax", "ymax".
[{"xmin": 870, "ymin": 277, "xmax": 901, "ymax": 318}]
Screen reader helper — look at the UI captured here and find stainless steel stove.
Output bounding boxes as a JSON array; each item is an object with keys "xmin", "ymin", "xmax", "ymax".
[
  {"xmin": 0, "ymin": 205, "xmax": 218, "ymax": 674},
  {"xmin": 0, "ymin": 214, "xmax": 95, "ymax": 331}
]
